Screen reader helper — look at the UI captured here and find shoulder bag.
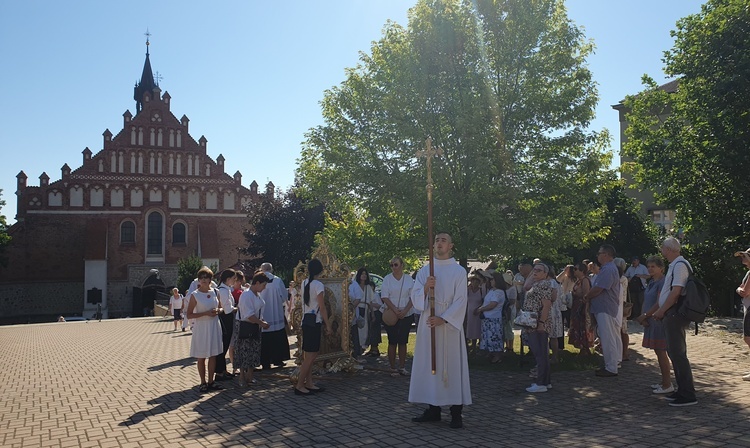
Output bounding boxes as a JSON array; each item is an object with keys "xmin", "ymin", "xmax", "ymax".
[{"xmin": 237, "ymin": 304, "xmax": 261, "ymax": 340}]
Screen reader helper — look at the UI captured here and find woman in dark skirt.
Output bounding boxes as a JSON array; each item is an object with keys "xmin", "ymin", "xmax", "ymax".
[
  {"xmin": 233, "ymin": 272, "xmax": 271, "ymax": 387},
  {"xmin": 294, "ymin": 259, "xmax": 333, "ymax": 395}
]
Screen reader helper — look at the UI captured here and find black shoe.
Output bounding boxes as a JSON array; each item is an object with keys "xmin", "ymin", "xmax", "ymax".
[
  {"xmin": 663, "ymin": 392, "xmax": 680, "ymax": 402},
  {"xmin": 294, "ymin": 387, "xmax": 311, "ymax": 396},
  {"xmin": 595, "ymin": 368, "xmax": 618, "ymax": 377},
  {"xmin": 412, "ymin": 407, "xmax": 441, "ymax": 423},
  {"xmin": 307, "ymin": 386, "xmax": 325, "ymax": 393},
  {"xmin": 449, "ymin": 405, "xmax": 463, "ymax": 428},
  {"xmin": 668, "ymin": 397, "xmax": 697, "ymax": 407},
  {"xmin": 450, "ymin": 415, "xmax": 463, "ymax": 429},
  {"xmin": 206, "ymin": 382, "xmax": 224, "ymax": 391},
  {"xmin": 198, "ymin": 383, "xmax": 208, "ymax": 393}
]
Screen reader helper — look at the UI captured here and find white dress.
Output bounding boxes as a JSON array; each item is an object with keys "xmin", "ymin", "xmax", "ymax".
[
  {"xmin": 409, "ymin": 257, "xmax": 472, "ymax": 406},
  {"xmin": 189, "ymin": 289, "xmax": 223, "ymax": 358}
]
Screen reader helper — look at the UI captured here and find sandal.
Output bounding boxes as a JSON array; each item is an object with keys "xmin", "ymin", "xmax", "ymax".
[
  {"xmin": 399, "ymin": 368, "xmax": 410, "ymax": 376},
  {"xmin": 207, "ymin": 382, "xmax": 224, "ymax": 391},
  {"xmin": 198, "ymin": 384, "xmax": 209, "ymax": 393}
]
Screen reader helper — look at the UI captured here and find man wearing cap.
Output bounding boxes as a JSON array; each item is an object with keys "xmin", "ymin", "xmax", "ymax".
[
  {"xmin": 735, "ymin": 248, "xmax": 750, "ymax": 380},
  {"xmin": 625, "ymin": 256, "xmax": 649, "ymax": 317}
]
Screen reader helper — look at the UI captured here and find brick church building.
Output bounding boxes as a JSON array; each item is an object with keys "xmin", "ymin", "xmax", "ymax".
[{"xmin": 0, "ymin": 42, "xmax": 269, "ymax": 322}]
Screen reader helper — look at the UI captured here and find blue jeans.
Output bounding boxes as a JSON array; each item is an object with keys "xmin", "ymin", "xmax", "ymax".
[{"xmin": 664, "ymin": 310, "xmax": 696, "ymax": 400}]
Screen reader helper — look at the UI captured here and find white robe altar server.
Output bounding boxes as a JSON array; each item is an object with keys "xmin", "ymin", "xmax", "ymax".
[{"xmin": 409, "ymin": 232, "xmax": 472, "ymax": 429}]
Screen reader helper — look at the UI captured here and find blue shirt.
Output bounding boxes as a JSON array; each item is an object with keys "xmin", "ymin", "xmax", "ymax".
[{"xmin": 589, "ymin": 261, "xmax": 620, "ymax": 318}]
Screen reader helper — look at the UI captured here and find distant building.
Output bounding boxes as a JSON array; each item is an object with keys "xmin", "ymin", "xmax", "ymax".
[
  {"xmin": 0, "ymin": 41, "xmax": 270, "ymax": 322},
  {"xmin": 612, "ymin": 79, "xmax": 678, "ymax": 233}
]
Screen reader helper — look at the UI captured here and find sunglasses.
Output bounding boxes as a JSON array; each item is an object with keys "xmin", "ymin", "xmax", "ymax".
[{"xmin": 390, "ymin": 263, "xmax": 401, "ymax": 267}]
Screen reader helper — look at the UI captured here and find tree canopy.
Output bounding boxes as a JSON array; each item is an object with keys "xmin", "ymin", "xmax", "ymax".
[
  {"xmin": 241, "ymin": 187, "xmax": 325, "ymax": 274},
  {"xmin": 297, "ymin": 0, "xmax": 615, "ymax": 266},
  {"xmin": 622, "ymin": 0, "xmax": 750, "ymax": 314}
]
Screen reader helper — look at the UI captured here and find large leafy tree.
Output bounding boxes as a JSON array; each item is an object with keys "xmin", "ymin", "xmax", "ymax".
[
  {"xmin": 298, "ymin": 0, "xmax": 614, "ymax": 266},
  {"xmin": 242, "ymin": 187, "xmax": 325, "ymax": 273},
  {"xmin": 621, "ymin": 0, "xmax": 750, "ymax": 314}
]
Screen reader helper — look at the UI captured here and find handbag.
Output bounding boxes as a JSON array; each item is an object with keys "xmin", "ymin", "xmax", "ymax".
[
  {"xmin": 513, "ymin": 310, "xmax": 538, "ymax": 328},
  {"xmin": 302, "ymin": 313, "xmax": 317, "ymax": 326},
  {"xmin": 237, "ymin": 306, "xmax": 260, "ymax": 340},
  {"xmin": 382, "ymin": 307, "xmax": 398, "ymax": 326}
]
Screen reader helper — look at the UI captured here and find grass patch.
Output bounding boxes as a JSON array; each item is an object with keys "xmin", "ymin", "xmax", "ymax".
[{"xmin": 377, "ymin": 331, "xmax": 601, "ymax": 373}]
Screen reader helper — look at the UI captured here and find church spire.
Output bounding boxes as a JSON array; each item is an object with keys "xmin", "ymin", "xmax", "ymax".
[{"xmin": 133, "ymin": 29, "xmax": 156, "ymax": 114}]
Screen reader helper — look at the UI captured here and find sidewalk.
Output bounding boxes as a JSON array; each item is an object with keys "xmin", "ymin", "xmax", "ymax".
[{"xmin": 1, "ymin": 317, "xmax": 749, "ymax": 447}]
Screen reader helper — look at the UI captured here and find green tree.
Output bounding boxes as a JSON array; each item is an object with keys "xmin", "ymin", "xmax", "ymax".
[
  {"xmin": 177, "ymin": 254, "xmax": 205, "ymax": 294},
  {"xmin": 621, "ymin": 0, "xmax": 750, "ymax": 314},
  {"xmin": 563, "ymin": 182, "xmax": 660, "ymax": 264},
  {"xmin": 297, "ymin": 0, "xmax": 615, "ymax": 266},
  {"xmin": 322, "ymin": 203, "xmax": 423, "ymax": 275},
  {"xmin": 242, "ymin": 187, "xmax": 325, "ymax": 273}
]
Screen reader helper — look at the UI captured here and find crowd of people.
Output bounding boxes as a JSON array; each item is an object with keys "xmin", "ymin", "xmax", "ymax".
[
  {"xmin": 173, "ymin": 233, "xmax": 721, "ymax": 426},
  {"xmin": 177, "ymin": 263, "xmax": 292, "ymax": 393}
]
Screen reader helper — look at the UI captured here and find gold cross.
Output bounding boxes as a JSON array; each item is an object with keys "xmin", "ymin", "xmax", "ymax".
[{"xmin": 416, "ymin": 137, "xmax": 443, "ymax": 199}]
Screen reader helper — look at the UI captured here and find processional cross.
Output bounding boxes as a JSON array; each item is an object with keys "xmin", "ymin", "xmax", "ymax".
[{"xmin": 417, "ymin": 137, "xmax": 442, "ymax": 375}]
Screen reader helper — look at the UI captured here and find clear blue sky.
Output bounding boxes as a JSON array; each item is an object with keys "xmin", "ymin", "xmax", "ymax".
[{"xmin": 0, "ymin": 0, "xmax": 704, "ymax": 224}]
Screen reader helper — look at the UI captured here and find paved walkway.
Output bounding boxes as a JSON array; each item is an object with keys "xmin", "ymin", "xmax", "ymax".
[{"xmin": 2, "ymin": 317, "xmax": 750, "ymax": 447}]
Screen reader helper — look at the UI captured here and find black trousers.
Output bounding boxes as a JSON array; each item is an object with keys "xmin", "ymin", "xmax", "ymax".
[{"xmin": 214, "ymin": 312, "xmax": 234, "ymax": 374}]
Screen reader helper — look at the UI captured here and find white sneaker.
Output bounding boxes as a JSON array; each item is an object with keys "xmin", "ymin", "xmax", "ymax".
[
  {"xmin": 652, "ymin": 385, "xmax": 675, "ymax": 394},
  {"xmin": 743, "ymin": 373, "xmax": 750, "ymax": 381},
  {"xmin": 526, "ymin": 384, "xmax": 548, "ymax": 393}
]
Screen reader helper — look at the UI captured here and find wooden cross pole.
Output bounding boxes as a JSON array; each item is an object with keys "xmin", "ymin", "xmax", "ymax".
[{"xmin": 417, "ymin": 137, "xmax": 442, "ymax": 375}]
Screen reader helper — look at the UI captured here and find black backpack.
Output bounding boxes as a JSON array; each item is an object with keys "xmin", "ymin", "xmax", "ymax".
[{"xmin": 669, "ymin": 260, "xmax": 711, "ymax": 324}]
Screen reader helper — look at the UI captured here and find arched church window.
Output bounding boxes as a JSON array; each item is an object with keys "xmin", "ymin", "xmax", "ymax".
[
  {"xmin": 120, "ymin": 221, "xmax": 135, "ymax": 244},
  {"xmin": 172, "ymin": 222, "xmax": 186, "ymax": 245},
  {"xmin": 146, "ymin": 211, "xmax": 163, "ymax": 256}
]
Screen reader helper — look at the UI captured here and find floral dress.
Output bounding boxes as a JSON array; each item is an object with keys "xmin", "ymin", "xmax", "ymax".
[{"xmin": 568, "ymin": 277, "xmax": 593, "ymax": 349}]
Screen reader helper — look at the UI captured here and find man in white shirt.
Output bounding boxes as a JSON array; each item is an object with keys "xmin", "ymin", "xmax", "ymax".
[
  {"xmin": 410, "ymin": 232, "xmax": 471, "ymax": 429},
  {"xmin": 625, "ymin": 256, "xmax": 649, "ymax": 317},
  {"xmin": 381, "ymin": 256, "xmax": 414, "ymax": 376},
  {"xmin": 653, "ymin": 237, "xmax": 697, "ymax": 407},
  {"xmin": 259, "ymin": 263, "xmax": 290, "ymax": 369}
]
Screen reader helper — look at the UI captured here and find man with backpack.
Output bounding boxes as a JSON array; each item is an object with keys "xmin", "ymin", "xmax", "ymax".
[{"xmin": 652, "ymin": 237, "xmax": 698, "ymax": 407}]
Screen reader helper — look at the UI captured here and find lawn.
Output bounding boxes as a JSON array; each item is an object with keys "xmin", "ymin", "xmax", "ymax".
[{"xmin": 376, "ymin": 330, "xmax": 601, "ymax": 373}]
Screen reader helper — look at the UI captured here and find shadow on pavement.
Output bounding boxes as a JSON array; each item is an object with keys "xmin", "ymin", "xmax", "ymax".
[{"xmin": 148, "ymin": 357, "xmax": 195, "ymax": 372}]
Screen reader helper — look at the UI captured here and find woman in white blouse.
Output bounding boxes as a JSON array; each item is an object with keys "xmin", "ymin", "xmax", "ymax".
[
  {"xmin": 295, "ymin": 259, "xmax": 333, "ymax": 395},
  {"xmin": 233, "ymin": 272, "xmax": 271, "ymax": 387},
  {"xmin": 476, "ymin": 272, "xmax": 506, "ymax": 363}
]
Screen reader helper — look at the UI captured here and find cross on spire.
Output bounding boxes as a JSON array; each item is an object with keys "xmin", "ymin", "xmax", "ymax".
[{"xmin": 144, "ymin": 28, "xmax": 151, "ymax": 54}]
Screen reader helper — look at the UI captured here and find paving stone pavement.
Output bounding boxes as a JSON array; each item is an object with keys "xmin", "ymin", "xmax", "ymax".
[{"xmin": 2, "ymin": 317, "xmax": 750, "ymax": 447}]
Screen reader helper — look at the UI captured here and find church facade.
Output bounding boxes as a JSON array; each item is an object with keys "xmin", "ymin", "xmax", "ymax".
[{"xmin": 0, "ymin": 44, "xmax": 268, "ymax": 322}]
